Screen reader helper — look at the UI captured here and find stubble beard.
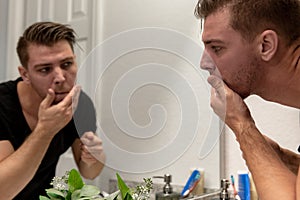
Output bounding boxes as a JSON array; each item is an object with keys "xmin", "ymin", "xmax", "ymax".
[{"xmin": 228, "ymin": 56, "xmax": 261, "ymax": 99}]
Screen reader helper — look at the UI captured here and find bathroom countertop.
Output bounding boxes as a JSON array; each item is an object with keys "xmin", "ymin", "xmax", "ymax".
[{"xmin": 108, "ymin": 179, "xmax": 220, "ymax": 200}]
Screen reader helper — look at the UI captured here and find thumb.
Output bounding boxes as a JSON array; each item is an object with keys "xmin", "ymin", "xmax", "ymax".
[
  {"xmin": 42, "ymin": 88, "xmax": 55, "ymax": 108},
  {"xmin": 81, "ymin": 131, "xmax": 94, "ymax": 140},
  {"xmin": 207, "ymin": 75, "xmax": 224, "ymax": 90},
  {"xmin": 207, "ymin": 75, "xmax": 227, "ymax": 100}
]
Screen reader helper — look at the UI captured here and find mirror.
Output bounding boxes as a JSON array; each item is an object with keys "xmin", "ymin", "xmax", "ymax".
[{"xmin": 3, "ymin": 0, "xmax": 222, "ymax": 194}]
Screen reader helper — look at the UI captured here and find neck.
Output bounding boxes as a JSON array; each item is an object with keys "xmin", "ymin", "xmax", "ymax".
[
  {"xmin": 255, "ymin": 39, "xmax": 300, "ymax": 108},
  {"xmin": 18, "ymin": 81, "xmax": 42, "ymax": 118}
]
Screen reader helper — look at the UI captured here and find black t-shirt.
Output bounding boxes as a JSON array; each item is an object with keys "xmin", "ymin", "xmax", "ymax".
[{"xmin": 0, "ymin": 78, "xmax": 97, "ymax": 199}]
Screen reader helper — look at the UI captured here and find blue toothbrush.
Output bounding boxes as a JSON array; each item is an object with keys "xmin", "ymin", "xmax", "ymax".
[{"xmin": 181, "ymin": 169, "xmax": 201, "ymax": 197}]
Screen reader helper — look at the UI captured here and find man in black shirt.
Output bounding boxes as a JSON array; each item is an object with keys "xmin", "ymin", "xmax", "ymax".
[{"xmin": 0, "ymin": 22, "xmax": 105, "ymax": 199}]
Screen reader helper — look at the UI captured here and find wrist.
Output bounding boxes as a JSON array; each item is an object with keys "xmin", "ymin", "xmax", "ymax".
[
  {"xmin": 33, "ymin": 123, "xmax": 56, "ymax": 140},
  {"xmin": 229, "ymin": 118, "xmax": 256, "ymax": 136}
]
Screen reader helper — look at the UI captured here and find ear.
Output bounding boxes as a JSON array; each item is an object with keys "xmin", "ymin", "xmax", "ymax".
[
  {"xmin": 18, "ymin": 66, "xmax": 30, "ymax": 84},
  {"xmin": 258, "ymin": 30, "xmax": 278, "ymax": 61}
]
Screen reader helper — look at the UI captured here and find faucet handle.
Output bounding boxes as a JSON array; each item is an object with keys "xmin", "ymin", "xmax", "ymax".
[
  {"xmin": 221, "ymin": 179, "xmax": 230, "ymax": 189},
  {"xmin": 153, "ymin": 174, "xmax": 173, "ymax": 194},
  {"xmin": 220, "ymin": 179, "xmax": 230, "ymax": 200}
]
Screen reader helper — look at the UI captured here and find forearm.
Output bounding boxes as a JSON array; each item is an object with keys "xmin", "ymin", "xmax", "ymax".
[
  {"xmin": 207, "ymin": 77, "xmax": 298, "ymax": 199},
  {"xmin": 231, "ymin": 121, "xmax": 296, "ymax": 200},
  {"xmin": 0, "ymin": 126, "xmax": 53, "ymax": 199},
  {"xmin": 297, "ymin": 167, "xmax": 300, "ymax": 200},
  {"xmin": 267, "ymin": 136, "xmax": 300, "ymax": 174}
]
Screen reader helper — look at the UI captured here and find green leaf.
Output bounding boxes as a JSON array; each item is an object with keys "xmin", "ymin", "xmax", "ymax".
[
  {"xmin": 104, "ymin": 190, "xmax": 120, "ymax": 200},
  {"xmin": 116, "ymin": 173, "xmax": 129, "ymax": 200},
  {"xmin": 125, "ymin": 193, "xmax": 134, "ymax": 200},
  {"xmin": 68, "ymin": 169, "xmax": 84, "ymax": 193},
  {"xmin": 80, "ymin": 185, "xmax": 100, "ymax": 197},
  {"xmin": 78, "ymin": 197, "xmax": 100, "ymax": 200},
  {"xmin": 65, "ymin": 191, "xmax": 72, "ymax": 200},
  {"xmin": 45, "ymin": 188, "xmax": 65, "ymax": 199},
  {"xmin": 39, "ymin": 196, "xmax": 50, "ymax": 200},
  {"xmin": 71, "ymin": 189, "xmax": 81, "ymax": 200},
  {"xmin": 116, "ymin": 173, "xmax": 133, "ymax": 200}
]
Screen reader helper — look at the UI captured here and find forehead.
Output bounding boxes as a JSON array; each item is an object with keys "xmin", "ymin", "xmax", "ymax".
[
  {"xmin": 27, "ymin": 40, "xmax": 74, "ymax": 65},
  {"xmin": 202, "ymin": 8, "xmax": 234, "ymax": 43}
]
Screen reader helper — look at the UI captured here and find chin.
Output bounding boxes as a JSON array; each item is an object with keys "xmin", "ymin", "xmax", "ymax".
[
  {"xmin": 53, "ymin": 98, "xmax": 64, "ymax": 104},
  {"xmin": 235, "ymin": 89, "xmax": 250, "ymax": 99},
  {"xmin": 51, "ymin": 100, "xmax": 60, "ymax": 105},
  {"xmin": 225, "ymin": 81, "xmax": 250, "ymax": 99},
  {"xmin": 240, "ymin": 93, "xmax": 250, "ymax": 100}
]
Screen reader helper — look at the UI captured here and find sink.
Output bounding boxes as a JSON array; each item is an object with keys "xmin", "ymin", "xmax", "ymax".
[
  {"xmin": 183, "ymin": 188, "xmax": 220, "ymax": 200},
  {"xmin": 109, "ymin": 179, "xmax": 220, "ymax": 200}
]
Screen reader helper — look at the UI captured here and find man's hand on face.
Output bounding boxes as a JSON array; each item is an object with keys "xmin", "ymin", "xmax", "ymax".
[
  {"xmin": 207, "ymin": 75, "xmax": 254, "ymax": 131},
  {"xmin": 80, "ymin": 132, "xmax": 104, "ymax": 166},
  {"xmin": 36, "ymin": 85, "xmax": 81, "ymax": 137}
]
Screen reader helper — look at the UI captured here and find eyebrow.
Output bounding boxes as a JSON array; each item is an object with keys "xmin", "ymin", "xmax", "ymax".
[
  {"xmin": 202, "ymin": 39, "xmax": 225, "ymax": 45},
  {"xmin": 60, "ymin": 56, "xmax": 75, "ymax": 62},
  {"xmin": 33, "ymin": 56, "xmax": 75, "ymax": 68},
  {"xmin": 34, "ymin": 63, "xmax": 52, "ymax": 68}
]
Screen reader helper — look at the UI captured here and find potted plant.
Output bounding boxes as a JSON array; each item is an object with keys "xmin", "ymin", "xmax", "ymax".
[{"xmin": 39, "ymin": 169, "xmax": 153, "ymax": 200}]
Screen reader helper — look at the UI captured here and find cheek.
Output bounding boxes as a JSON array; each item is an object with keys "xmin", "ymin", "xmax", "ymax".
[
  {"xmin": 215, "ymin": 58, "xmax": 239, "ymax": 80},
  {"xmin": 30, "ymin": 77, "xmax": 52, "ymax": 98},
  {"xmin": 215, "ymin": 58, "xmax": 249, "ymax": 94},
  {"xmin": 29, "ymin": 74, "xmax": 52, "ymax": 87},
  {"xmin": 67, "ymin": 68, "xmax": 77, "ymax": 82}
]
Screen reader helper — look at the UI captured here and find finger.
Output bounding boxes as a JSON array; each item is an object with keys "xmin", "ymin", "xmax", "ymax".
[
  {"xmin": 59, "ymin": 85, "xmax": 81, "ymax": 107},
  {"xmin": 81, "ymin": 138, "xmax": 102, "ymax": 148},
  {"xmin": 41, "ymin": 88, "xmax": 55, "ymax": 108},
  {"xmin": 80, "ymin": 144, "xmax": 90, "ymax": 153},
  {"xmin": 72, "ymin": 85, "xmax": 81, "ymax": 112},
  {"xmin": 210, "ymin": 87, "xmax": 218, "ymax": 99},
  {"xmin": 82, "ymin": 148, "xmax": 102, "ymax": 162},
  {"xmin": 207, "ymin": 75, "xmax": 224, "ymax": 90},
  {"xmin": 81, "ymin": 132, "xmax": 97, "ymax": 145},
  {"xmin": 81, "ymin": 150, "xmax": 94, "ymax": 158},
  {"xmin": 81, "ymin": 131, "xmax": 94, "ymax": 138},
  {"xmin": 208, "ymin": 76, "xmax": 227, "ymax": 100},
  {"xmin": 81, "ymin": 153, "xmax": 97, "ymax": 162},
  {"xmin": 82, "ymin": 144, "xmax": 103, "ymax": 153}
]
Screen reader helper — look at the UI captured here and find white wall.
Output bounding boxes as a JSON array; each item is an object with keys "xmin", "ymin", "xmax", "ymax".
[
  {"xmin": 93, "ymin": 0, "xmax": 222, "ymax": 192},
  {"xmin": 0, "ymin": 0, "xmax": 8, "ymax": 81},
  {"xmin": 2, "ymin": 0, "xmax": 25, "ymax": 81}
]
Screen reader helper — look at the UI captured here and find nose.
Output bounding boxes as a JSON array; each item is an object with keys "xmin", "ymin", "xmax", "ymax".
[
  {"xmin": 200, "ymin": 50, "xmax": 215, "ymax": 73},
  {"xmin": 53, "ymin": 67, "xmax": 66, "ymax": 85}
]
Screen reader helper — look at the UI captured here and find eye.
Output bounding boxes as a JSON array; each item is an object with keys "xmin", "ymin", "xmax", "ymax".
[
  {"xmin": 211, "ymin": 46, "xmax": 222, "ymax": 53},
  {"xmin": 61, "ymin": 61, "xmax": 73, "ymax": 69},
  {"xmin": 38, "ymin": 67, "xmax": 51, "ymax": 73}
]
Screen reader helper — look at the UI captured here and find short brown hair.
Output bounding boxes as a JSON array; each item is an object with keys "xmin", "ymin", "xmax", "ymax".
[
  {"xmin": 195, "ymin": 0, "xmax": 300, "ymax": 46},
  {"xmin": 16, "ymin": 21, "xmax": 77, "ymax": 67}
]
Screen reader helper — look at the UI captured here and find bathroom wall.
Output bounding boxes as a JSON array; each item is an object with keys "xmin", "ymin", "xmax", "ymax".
[
  {"xmin": 90, "ymin": 0, "xmax": 222, "ymax": 191},
  {"xmin": 0, "ymin": 0, "xmax": 8, "ymax": 81}
]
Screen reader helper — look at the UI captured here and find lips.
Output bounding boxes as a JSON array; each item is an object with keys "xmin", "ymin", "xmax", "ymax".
[{"xmin": 54, "ymin": 92, "xmax": 69, "ymax": 102}]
